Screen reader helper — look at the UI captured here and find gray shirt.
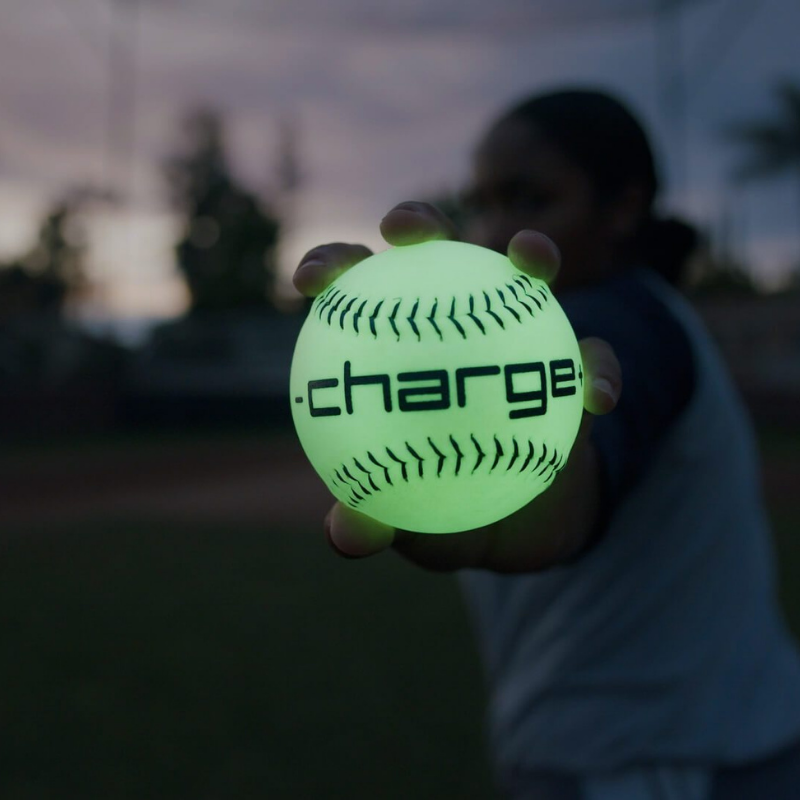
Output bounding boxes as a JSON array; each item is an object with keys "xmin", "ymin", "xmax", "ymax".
[{"xmin": 457, "ymin": 268, "xmax": 800, "ymax": 776}]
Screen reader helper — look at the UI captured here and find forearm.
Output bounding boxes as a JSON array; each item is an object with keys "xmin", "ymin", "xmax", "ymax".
[
  {"xmin": 311, "ymin": 204, "xmax": 621, "ymax": 570},
  {"xmin": 485, "ymin": 439, "xmax": 601, "ymax": 572}
]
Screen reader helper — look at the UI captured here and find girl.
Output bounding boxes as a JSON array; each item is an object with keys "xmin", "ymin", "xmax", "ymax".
[{"xmin": 292, "ymin": 88, "xmax": 800, "ymax": 800}]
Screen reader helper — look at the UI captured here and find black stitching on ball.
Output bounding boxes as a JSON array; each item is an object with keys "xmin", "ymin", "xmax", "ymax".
[
  {"xmin": 533, "ymin": 444, "xmax": 548, "ymax": 474},
  {"xmin": 467, "ymin": 294, "xmax": 486, "ymax": 334},
  {"xmin": 496, "ymin": 288, "xmax": 521, "ymax": 322},
  {"xmin": 506, "ymin": 283, "xmax": 534, "ymax": 316},
  {"xmin": 327, "ymin": 292, "xmax": 346, "ymax": 325},
  {"xmin": 513, "ymin": 276, "xmax": 542, "ymax": 310},
  {"xmin": 471, "ymin": 434, "xmax": 485, "ymax": 473},
  {"xmin": 428, "ymin": 437, "xmax": 446, "ymax": 477},
  {"xmin": 389, "ymin": 300, "xmax": 401, "ymax": 340},
  {"xmin": 386, "ymin": 446, "xmax": 408, "ymax": 482},
  {"xmin": 408, "ymin": 299, "xmax": 421, "ymax": 340},
  {"xmin": 490, "ymin": 435, "xmax": 504, "ymax": 472},
  {"xmin": 353, "ymin": 299, "xmax": 368, "ymax": 334},
  {"xmin": 448, "ymin": 297, "xmax": 467, "ymax": 339},
  {"xmin": 343, "ymin": 464, "xmax": 370, "ymax": 497},
  {"xmin": 520, "ymin": 440, "xmax": 535, "ymax": 473},
  {"xmin": 367, "ymin": 450, "xmax": 392, "ymax": 486},
  {"xmin": 483, "ymin": 291, "xmax": 504, "ymax": 329},
  {"xmin": 427, "ymin": 299, "xmax": 443, "ymax": 340},
  {"xmin": 369, "ymin": 300, "xmax": 384, "ymax": 337},
  {"xmin": 339, "ymin": 296, "xmax": 358, "ymax": 330},
  {"xmin": 507, "ymin": 437, "xmax": 520, "ymax": 471},
  {"xmin": 406, "ymin": 442, "xmax": 424, "ymax": 477},
  {"xmin": 450, "ymin": 435, "xmax": 464, "ymax": 476},
  {"xmin": 354, "ymin": 457, "xmax": 380, "ymax": 492},
  {"xmin": 332, "ymin": 434, "xmax": 566, "ymax": 513}
]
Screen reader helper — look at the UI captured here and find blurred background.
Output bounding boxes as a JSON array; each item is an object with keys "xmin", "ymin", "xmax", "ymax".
[{"xmin": 1, "ymin": 0, "xmax": 799, "ymax": 797}]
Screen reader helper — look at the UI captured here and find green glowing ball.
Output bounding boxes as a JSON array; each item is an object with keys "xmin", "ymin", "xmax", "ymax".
[{"xmin": 290, "ymin": 240, "xmax": 584, "ymax": 534}]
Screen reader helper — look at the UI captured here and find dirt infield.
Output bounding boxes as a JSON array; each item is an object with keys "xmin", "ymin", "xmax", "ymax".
[
  {"xmin": 0, "ymin": 430, "xmax": 333, "ymax": 531},
  {"xmin": 2, "ymin": 427, "xmax": 798, "ymax": 533}
]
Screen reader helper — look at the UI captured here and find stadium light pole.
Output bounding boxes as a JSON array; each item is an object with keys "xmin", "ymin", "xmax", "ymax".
[{"xmin": 106, "ymin": 0, "xmax": 139, "ymax": 205}]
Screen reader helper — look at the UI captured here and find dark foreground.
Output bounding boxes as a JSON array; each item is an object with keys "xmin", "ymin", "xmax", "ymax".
[{"xmin": 1, "ymin": 424, "xmax": 798, "ymax": 799}]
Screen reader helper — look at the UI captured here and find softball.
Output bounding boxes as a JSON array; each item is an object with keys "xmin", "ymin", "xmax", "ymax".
[{"xmin": 289, "ymin": 240, "xmax": 584, "ymax": 533}]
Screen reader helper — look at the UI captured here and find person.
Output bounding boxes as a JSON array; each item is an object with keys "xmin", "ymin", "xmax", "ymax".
[{"xmin": 292, "ymin": 88, "xmax": 800, "ymax": 799}]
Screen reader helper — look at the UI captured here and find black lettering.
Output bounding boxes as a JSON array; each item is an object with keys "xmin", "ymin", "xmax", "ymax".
[
  {"xmin": 308, "ymin": 358, "xmax": 578, "ymax": 419},
  {"xmin": 397, "ymin": 370, "xmax": 450, "ymax": 411},
  {"xmin": 550, "ymin": 359, "xmax": 577, "ymax": 397},
  {"xmin": 308, "ymin": 378, "xmax": 341, "ymax": 417},
  {"xmin": 344, "ymin": 360, "xmax": 392, "ymax": 415},
  {"xmin": 504, "ymin": 362, "xmax": 547, "ymax": 419},
  {"xmin": 455, "ymin": 365, "xmax": 501, "ymax": 407}
]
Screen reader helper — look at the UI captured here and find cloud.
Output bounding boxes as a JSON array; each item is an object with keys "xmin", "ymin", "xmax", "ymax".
[
  {"xmin": 2, "ymin": 0, "xmax": 799, "ymax": 317},
  {"xmin": 149, "ymin": 0, "xmax": 666, "ymax": 37}
]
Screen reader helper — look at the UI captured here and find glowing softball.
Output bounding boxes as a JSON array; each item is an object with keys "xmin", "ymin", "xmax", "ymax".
[{"xmin": 290, "ymin": 240, "xmax": 584, "ymax": 534}]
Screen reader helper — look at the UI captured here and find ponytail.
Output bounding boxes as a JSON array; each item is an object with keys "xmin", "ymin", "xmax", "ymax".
[{"xmin": 635, "ymin": 216, "xmax": 700, "ymax": 287}]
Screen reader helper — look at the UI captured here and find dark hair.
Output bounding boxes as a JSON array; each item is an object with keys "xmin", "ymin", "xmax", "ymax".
[{"xmin": 496, "ymin": 87, "xmax": 698, "ymax": 285}]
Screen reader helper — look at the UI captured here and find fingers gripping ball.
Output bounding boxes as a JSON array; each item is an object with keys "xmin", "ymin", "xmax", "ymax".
[{"xmin": 290, "ymin": 240, "xmax": 584, "ymax": 534}]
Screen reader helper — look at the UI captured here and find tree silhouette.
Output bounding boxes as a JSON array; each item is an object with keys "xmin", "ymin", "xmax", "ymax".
[
  {"xmin": 0, "ymin": 195, "xmax": 88, "ymax": 319},
  {"xmin": 688, "ymin": 250, "xmax": 760, "ymax": 297},
  {"xmin": 165, "ymin": 108, "xmax": 281, "ymax": 314}
]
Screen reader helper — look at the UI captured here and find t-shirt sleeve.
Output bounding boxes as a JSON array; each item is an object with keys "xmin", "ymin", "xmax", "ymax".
[{"xmin": 558, "ymin": 272, "xmax": 696, "ymax": 554}]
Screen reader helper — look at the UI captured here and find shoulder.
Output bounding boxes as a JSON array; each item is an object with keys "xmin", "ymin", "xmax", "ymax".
[
  {"xmin": 559, "ymin": 269, "xmax": 692, "ymax": 360},
  {"xmin": 558, "ymin": 268, "xmax": 695, "ymax": 409},
  {"xmin": 558, "ymin": 269, "xmax": 697, "ymax": 552}
]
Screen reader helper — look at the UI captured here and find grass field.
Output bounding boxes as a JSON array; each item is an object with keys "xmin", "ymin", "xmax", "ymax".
[
  {"xmin": 1, "ymin": 424, "xmax": 798, "ymax": 799},
  {"xmin": 772, "ymin": 513, "xmax": 800, "ymax": 642},
  {"xmin": 0, "ymin": 518, "xmax": 496, "ymax": 799}
]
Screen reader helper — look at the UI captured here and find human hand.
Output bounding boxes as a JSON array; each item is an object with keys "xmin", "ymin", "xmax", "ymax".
[{"xmin": 293, "ymin": 201, "xmax": 621, "ymax": 573}]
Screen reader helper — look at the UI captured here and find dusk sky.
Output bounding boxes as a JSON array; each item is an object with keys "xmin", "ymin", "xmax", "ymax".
[{"xmin": 2, "ymin": 0, "xmax": 799, "ymax": 324}]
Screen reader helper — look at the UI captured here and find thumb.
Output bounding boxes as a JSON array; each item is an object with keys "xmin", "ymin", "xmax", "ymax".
[{"xmin": 325, "ymin": 502, "xmax": 396, "ymax": 558}]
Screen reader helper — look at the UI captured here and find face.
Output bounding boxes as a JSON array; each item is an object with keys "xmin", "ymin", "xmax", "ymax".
[{"xmin": 462, "ymin": 118, "xmax": 624, "ymax": 291}]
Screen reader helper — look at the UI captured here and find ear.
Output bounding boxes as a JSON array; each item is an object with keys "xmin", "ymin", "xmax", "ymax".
[{"xmin": 604, "ymin": 183, "xmax": 648, "ymax": 241}]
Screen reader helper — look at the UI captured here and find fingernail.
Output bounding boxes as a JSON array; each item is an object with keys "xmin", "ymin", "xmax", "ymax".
[
  {"xmin": 592, "ymin": 377, "xmax": 617, "ymax": 402},
  {"xmin": 297, "ymin": 258, "xmax": 324, "ymax": 272},
  {"xmin": 392, "ymin": 201, "xmax": 423, "ymax": 214},
  {"xmin": 382, "ymin": 206, "xmax": 422, "ymax": 224}
]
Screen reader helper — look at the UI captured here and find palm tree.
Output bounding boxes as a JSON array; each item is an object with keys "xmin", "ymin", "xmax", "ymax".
[{"xmin": 725, "ymin": 78, "xmax": 800, "ymax": 241}]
